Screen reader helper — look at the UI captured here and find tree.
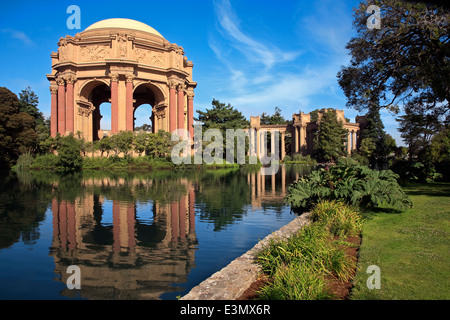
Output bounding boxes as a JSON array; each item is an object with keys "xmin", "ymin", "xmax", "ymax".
[
  {"xmin": 110, "ymin": 131, "xmax": 134, "ymax": 156},
  {"xmin": 195, "ymin": 99, "xmax": 249, "ymax": 162},
  {"xmin": 56, "ymin": 134, "xmax": 82, "ymax": 172},
  {"xmin": 195, "ymin": 99, "xmax": 249, "ymax": 133},
  {"xmin": 0, "ymin": 87, "xmax": 38, "ymax": 168},
  {"xmin": 18, "ymin": 87, "xmax": 45, "ymax": 128},
  {"xmin": 397, "ymin": 103, "xmax": 440, "ymax": 159},
  {"xmin": 337, "ymin": 1, "xmax": 449, "ymax": 118},
  {"xmin": 260, "ymin": 107, "xmax": 288, "ymax": 125},
  {"xmin": 98, "ymin": 136, "xmax": 113, "ymax": 157},
  {"xmin": 313, "ymin": 110, "xmax": 348, "ymax": 162},
  {"xmin": 133, "ymin": 131, "xmax": 174, "ymax": 157},
  {"xmin": 361, "ymin": 106, "xmax": 396, "ymax": 165}
]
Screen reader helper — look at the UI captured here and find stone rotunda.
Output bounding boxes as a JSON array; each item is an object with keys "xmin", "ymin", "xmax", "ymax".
[{"xmin": 47, "ymin": 18, "xmax": 196, "ymax": 141}]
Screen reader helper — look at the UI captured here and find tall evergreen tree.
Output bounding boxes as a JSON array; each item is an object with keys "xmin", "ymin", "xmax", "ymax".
[
  {"xmin": 0, "ymin": 87, "xmax": 38, "ymax": 168},
  {"xmin": 361, "ymin": 106, "xmax": 396, "ymax": 165},
  {"xmin": 18, "ymin": 87, "xmax": 44, "ymax": 128},
  {"xmin": 314, "ymin": 109, "xmax": 348, "ymax": 162},
  {"xmin": 195, "ymin": 99, "xmax": 249, "ymax": 133}
]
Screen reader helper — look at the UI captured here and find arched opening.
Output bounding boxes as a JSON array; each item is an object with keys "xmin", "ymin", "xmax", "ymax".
[
  {"xmin": 98, "ymin": 102, "xmax": 111, "ymax": 137},
  {"xmin": 79, "ymin": 80, "xmax": 111, "ymax": 141},
  {"xmin": 133, "ymin": 84, "xmax": 157, "ymax": 133},
  {"xmin": 134, "ymin": 103, "xmax": 153, "ymax": 132}
]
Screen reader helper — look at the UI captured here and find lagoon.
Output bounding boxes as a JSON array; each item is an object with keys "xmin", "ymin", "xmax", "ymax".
[{"xmin": 0, "ymin": 165, "xmax": 312, "ymax": 300}]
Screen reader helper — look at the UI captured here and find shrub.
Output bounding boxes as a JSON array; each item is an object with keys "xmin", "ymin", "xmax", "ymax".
[
  {"xmin": 310, "ymin": 200, "xmax": 362, "ymax": 237},
  {"xmin": 56, "ymin": 134, "xmax": 82, "ymax": 172},
  {"xmin": 285, "ymin": 164, "xmax": 412, "ymax": 212},
  {"xmin": 15, "ymin": 152, "xmax": 34, "ymax": 171},
  {"xmin": 31, "ymin": 153, "xmax": 59, "ymax": 169}
]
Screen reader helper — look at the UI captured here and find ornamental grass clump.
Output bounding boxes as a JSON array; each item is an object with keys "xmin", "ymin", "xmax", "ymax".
[{"xmin": 310, "ymin": 200, "xmax": 363, "ymax": 237}]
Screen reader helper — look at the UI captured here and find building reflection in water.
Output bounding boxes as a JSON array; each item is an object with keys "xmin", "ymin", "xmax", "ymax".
[
  {"xmin": 49, "ymin": 165, "xmax": 310, "ymax": 299},
  {"xmin": 50, "ymin": 178, "xmax": 197, "ymax": 300}
]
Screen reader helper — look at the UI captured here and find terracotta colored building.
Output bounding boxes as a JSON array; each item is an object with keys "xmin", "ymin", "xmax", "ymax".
[
  {"xmin": 47, "ymin": 18, "xmax": 196, "ymax": 141},
  {"xmin": 249, "ymin": 109, "xmax": 365, "ymax": 160}
]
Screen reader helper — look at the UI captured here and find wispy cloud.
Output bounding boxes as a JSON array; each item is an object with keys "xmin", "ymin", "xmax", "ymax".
[
  {"xmin": 207, "ymin": 0, "xmax": 357, "ymax": 119},
  {"xmin": 212, "ymin": 0, "xmax": 301, "ymax": 69},
  {"xmin": 1, "ymin": 28, "xmax": 34, "ymax": 46}
]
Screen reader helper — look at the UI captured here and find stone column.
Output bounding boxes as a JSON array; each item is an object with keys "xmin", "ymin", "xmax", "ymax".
[
  {"xmin": 110, "ymin": 74, "xmax": 119, "ymax": 134},
  {"xmin": 57, "ymin": 77, "xmax": 66, "ymax": 135},
  {"xmin": 299, "ymin": 125, "xmax": 305, "ymax": 155},
  {"xmin": 177, "ymin": 84, "xmax": 185, "ymax": 132},
  {"xmin": 169, "ymin": 81, "xmax": 177, "ymax": 133},
  {"xmin": 50, "ymin": 86, "xmax": 58, "ymax": 137},
  {"xmin": 347, "ymin": 131, "xmax": 352, "ymax": 154},
  {"xmin": 352, "ymin": 131, "xmax": 357, "ymax": 150},
  {"xmin": 294, "ymin": 126, "xmax": 299, "ymax": 154},
  {"xmin": 65, "ymin": 77, "xmax": 75, "ymax": 134},
  {"xmin": 281, "ymin": 131, "xmax": 286, "ymax": 160},
  {"xmin": 271, "ymin": 131, "xmax": 276, "ymax": 157},
  {"xmin": 256, "ymin": 129, "xmax": 261, "ymax": 159},
  {"xmin": 126, "ymin": 75, "xmax": 134, "ymax": 131},
  {"xmin": 187, "ymin": 92, "xmax": 194, "ymax": 139}
]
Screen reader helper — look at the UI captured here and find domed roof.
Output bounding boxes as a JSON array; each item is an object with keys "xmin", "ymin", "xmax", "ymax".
[{"xmin": 84, "ymin": 18, "xmax": 164, "ymax": 38}]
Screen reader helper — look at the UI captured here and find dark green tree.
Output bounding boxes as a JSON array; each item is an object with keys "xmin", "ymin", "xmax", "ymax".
[
  {"xmin": 260, "ymin": 107, "xmax": 288, "ymax": 125},
  {"xmin": 0, "ymin": 87, "xmax": 38, "ymax": 168},
  {"xmin": 56, "ymin": 134, "xmax": 83, "ymax": 172},
  {"xmin": 18, "ymin": 87, "xmax": 44, "ymax": 128},
  {"xmin": 361, "ymin": 106, "xmax": 396, "ymax": 165},
  {"xmin": 195, "ymin": 99, "xmax": 249, "ymax": 133},
  {"xmin": 195, "ymin": 99, "xmax": 249, "ymax": 162},
  {"xmin": 337, "ymin": 0, "xmax": 449, "ymax": 118},
  {"xmin": 314, "ymin": 110, "xmax": 348, "ymax": 162}
]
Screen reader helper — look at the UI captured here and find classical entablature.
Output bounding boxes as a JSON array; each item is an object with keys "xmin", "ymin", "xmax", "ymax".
[
  {"xmin": 47, "ymin": 18, "xmax": 197, "ymax": 141},
  {"xmin": 249, "ymin": 109, "xmax": 365, "ymax": 159}
]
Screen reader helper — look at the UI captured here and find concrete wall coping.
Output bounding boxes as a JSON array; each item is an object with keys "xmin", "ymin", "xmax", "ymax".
[{"xmin": 180, "ymin": 212, "xmax": 310, "ymax": 300}]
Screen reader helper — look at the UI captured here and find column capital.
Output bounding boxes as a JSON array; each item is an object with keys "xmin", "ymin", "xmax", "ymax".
[
  {"xmin": 187, "ymin": 92, "xmax": 195, "ymax": 100},
  {"xmin": 168, "ymin": 80, "xmax": 178, "ymax": 89},
  {"xmin": 56, "ymin": 77, "xmax": 65, "ymax": 86},
  {"xmin": 64, "ymin": 75, "xmax": 76, "ymax": 84},
  {"xmin": 177, "ymin": 83, "xmax": 186, "ymax": 92},
  {"xmin": 125, "ymin": 74, "xmax": 134, "ymax": 83},
  {"xmin": 50, "ymin": 86, "xmax": 58, "ymax": 95},
  {"xmin": 110, "ymin": 74, "xmax": 119, "ymax": 83}
]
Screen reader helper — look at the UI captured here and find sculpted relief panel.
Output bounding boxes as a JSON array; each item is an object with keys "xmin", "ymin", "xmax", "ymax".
[
  {"xmin": 135, "ymin": 47, "xmax": 165, "ymax": 67},
  {"xmin": 80, "ymin": 45, "xmax": 111, "ymax": 61}
]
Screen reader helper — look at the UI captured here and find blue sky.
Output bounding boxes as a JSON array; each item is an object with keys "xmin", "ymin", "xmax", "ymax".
[{"xmin": 0, "ymin": 0, "xmax": 403, "ymax": 144}]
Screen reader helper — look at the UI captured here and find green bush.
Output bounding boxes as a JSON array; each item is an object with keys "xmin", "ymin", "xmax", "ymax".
[
  {"xmin": 14, "ymin": 152, "xmax": 34, "ymax": 171},
  {"xmin": 31, "ymin": 153, "xmax": 59, "ymax": 169},
  {"xmin": 285, "ymin": 164, "xmax": 412, "ymax": 212},
  {"xmin": 56, "ymin": 134, "xmax": 82, "ymax": 172}
]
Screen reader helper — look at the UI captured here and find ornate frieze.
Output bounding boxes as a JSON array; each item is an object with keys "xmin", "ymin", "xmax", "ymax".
[{"xmin": 80, "ymin": 44, "xmax": 110, "ymax": 61}]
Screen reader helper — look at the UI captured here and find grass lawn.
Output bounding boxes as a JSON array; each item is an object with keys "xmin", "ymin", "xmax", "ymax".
[{"xmin": 350, "ymin": 182, "xmax": 450, "ymax": 300}]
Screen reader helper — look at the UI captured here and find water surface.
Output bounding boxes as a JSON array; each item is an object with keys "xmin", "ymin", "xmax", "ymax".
[{"xmin": 0, "ymin": 165, "xmax": 312, "ymax": 299}]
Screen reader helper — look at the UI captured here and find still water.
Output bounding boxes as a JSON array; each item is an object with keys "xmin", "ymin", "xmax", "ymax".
[{"xmin": 0, "ymin": 165, "xmax": 312, "ymax": 300}]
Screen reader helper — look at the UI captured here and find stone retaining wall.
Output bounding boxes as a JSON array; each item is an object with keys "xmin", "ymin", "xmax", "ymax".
[{"xmin": 181, "ymin": 212, "xmax": 311, "ymax": 300}]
